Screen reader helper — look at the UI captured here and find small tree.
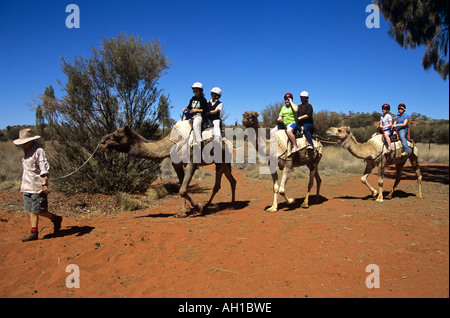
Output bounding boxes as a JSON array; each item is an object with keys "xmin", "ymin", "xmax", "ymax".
[
  {"xmin": 260, "ymin": 102, "xmax": 283, "ymax": 128},
  {"xmin": 157, "ymin": 94, "xmax": 173, "ymax": 136},
  {"xmin": 376, "ymin": 0, "xmax": 449, "ymax": 80},
  {"xmin": 51, "ymin": 33, "xmax": 171, "ymax": 194},
  {"xmin": 35, "ymin": 105, "xmax": 45, "ymax": 138}
]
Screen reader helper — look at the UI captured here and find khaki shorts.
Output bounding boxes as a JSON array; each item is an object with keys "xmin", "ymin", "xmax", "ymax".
[{"xmin": 23, "ymin": 192, "xmax": 48, "ymax": 214}]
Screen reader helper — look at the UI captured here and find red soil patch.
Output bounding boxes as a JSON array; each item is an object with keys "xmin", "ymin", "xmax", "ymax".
[{"xmin": 0, "ymin": 163, "xmax": 448, "ymax": 298}]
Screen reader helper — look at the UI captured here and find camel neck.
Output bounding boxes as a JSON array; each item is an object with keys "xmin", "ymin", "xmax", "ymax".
[
  {"xmin": 342, "ymin": 135, "xmax": 372, "ymax": 160},
  {"xmin": 128, "ymin": 136, "xmax": 175, "ymax": 160}
]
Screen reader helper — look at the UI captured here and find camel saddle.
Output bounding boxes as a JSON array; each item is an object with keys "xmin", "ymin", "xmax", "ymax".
[
  {"xmin": 368, "ymin": 134, "xmax": 414, "ymax": 159},
  {"xmin": 274, "ymin": 130, "xmax": 322, "ymax": 160}
]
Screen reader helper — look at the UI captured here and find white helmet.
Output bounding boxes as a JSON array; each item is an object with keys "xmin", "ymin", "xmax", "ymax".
[
  {"xmin": 210, "ymin": 87, "xmax": 222, "ymax": 97},
  {"xmin": 192, "ymin": 82, "xmax": 203, "ymax": 90},
  {"xmin": 300, "ymin": 91, "xmax": 309, "ymax": 98}
]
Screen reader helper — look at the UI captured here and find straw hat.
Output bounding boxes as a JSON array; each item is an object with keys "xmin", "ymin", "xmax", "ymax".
[{"xmin": 13, "ymin": 128, "xmax": 41, "ymax": 145}]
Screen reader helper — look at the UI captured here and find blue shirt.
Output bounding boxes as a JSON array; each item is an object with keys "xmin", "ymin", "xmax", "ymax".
[{"xmin": 395, "ymin": 113, "xmax": 409, "ymax": 130}]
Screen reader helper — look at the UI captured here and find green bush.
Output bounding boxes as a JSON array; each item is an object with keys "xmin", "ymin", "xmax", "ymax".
[{"xmin": 47, "ymin": 33, "xmax": 170, "ymax": 194}]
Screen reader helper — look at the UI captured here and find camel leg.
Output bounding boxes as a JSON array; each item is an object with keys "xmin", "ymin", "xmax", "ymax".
[
  {"xmin": 205, "ymin": 164, "xmax": 224, "ymax": 208},
  {"xmin": 266, "ymin": 171, "xmax": 279, "ymax": 212},
  {"xmin": 376, "ymin": 162, "xmax": 385, "ymax": 202},
  {"xmin": 361, "ymin": 161, "xmax": 378, "ymax": 197},
  {"xmin": 172, "ymin": 163, "xmax": 188, "ymax": 213},
  {"xmin": 386, "ymin": 160, "xmax": 406, "ymax": 199},
  {"xmin": 177, "ymin": 163, "xmax": 203, "ymax": 217},
  {"xmin": 302, "ymin": 163, "xmax": 317, "ymax": 208},
  {"xmin": 409, "ymin": 153, "xmax": 423, "ymax": 198},
  {"xmin": 314, "ymin": 167, "xmax": 322, "ymax": 197},
  {"xmin": 279, "ymin": 167, "xmax": 294, "ymax": 205},
  {"xmin": 223, "ymin": 163, "xmax": 237, "ymax": 206}
]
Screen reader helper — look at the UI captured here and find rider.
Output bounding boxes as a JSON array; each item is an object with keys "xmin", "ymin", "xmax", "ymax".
[
  {"xmin": 207, "ymin": 87, "xmax": 223, "ymax": 144},
  {"xmin": 378, "ymin": 104, "xmax": 393, "ymax": 153},
  {"xmin": 182, "ymin": 82, "xmax": 209, "ymax": 146},
  {"xmin": 276, "ymin": 93, "xmax": 299, "ymax": 153},
  {"xmin": 297, "ymin": 91, "xmax": 315, "ymax": 150},
  {"xmin": 393, "ymin": 103, "xmax": 411, "ymax": 156}
]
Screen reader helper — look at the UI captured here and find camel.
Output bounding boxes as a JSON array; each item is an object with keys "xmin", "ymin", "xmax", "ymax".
[
  {"xmin": 326, "ymin": 126, "xmax": 422, "ymax": 202},
  {"xmin": 99, "ymin": 121, "xmax": 236, "ymax": 218},
  {"xmin": 241, "ymin": 111, "xmax": 323, "ymax": 211}
]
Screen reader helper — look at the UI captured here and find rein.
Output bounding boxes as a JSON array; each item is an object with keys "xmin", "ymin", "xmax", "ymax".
[{"xmin": 49, "ymin": 143, "xmax": 101, "ymax": 181}]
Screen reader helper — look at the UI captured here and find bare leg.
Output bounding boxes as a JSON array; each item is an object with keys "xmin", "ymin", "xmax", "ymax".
[{"xmin": 287, "ymin": 128, "xmax": 298, "ymax": 149}]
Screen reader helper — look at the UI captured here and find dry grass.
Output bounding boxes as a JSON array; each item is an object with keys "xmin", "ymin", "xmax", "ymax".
[
  {"xmin": 0, "ymin": 142, "xmax": 23, "ymax": 189},
  {"xmin": 416, "ymin": 143, "xmax": 449, "ymax": 164}
]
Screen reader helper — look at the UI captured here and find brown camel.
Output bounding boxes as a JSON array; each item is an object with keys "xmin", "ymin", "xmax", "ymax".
[
  {"xmin": 99, "ymin": 121, "xmax": 236, "ymax": 217},
  {"xmin": 326, "ymin": 126, "xmax": 422, "ymax": 202},
  {"xmin": 241, "ymin": 111, "xmax": 323, "ymax": 211}
]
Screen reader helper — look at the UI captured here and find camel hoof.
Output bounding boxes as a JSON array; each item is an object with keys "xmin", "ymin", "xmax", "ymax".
[
  {"xmin": 416, "ymin": 193, "xmax": 423, "ymax": 199},
  {"xmin": 266, "ymin": 206, "xmax": 278, "ymax": 213},
  {"xmin": 174, "ymin": 212, "xmax": 188, "ymax": 218},
  {"xmin": 376, "ymin": 197, "xmax": 384, "ymax": 203},
  {"xmin": 196, "ymin": 203, "xmax": 204, "ymax": 214},
  {"xmin": 286, "ymin": 198, "xmax": 294, "ymax": 204},
  {"xmin": 301, "ymin": 202, "xmax": 309, "ymax": 209},
  {"xmin": 372, "ymin": 191, "xmax": 378, "ymax": 197}
]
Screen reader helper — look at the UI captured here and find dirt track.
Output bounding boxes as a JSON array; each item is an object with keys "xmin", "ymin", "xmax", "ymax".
[{"xmin": 0, "ymin": 163, "xmax": 448, "ymax": 298}]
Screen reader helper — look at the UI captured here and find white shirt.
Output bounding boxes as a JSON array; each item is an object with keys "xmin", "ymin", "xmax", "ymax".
[
  {"xmin": 380, "ymin": 114, "xmax": 393, "ymax": 131},
  {"xmin": 20, "ymin": 144, "xmax": 50, "ymax": 194}
]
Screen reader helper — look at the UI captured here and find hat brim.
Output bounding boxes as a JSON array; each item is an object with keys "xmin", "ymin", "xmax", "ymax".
[{"xmin": 13, "ymin": 136, "xmax": 41, "ymax": 145}]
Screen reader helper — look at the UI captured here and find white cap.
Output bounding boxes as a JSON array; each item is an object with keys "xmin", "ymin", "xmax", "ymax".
[
  {"xmin": 192, "ymin": 82, "xmax": 203, "ymax": 89},
  {"xmin": 210, "ymin": 87, "xmax": 222, "ymax": 96},
  {"xmin": 300, "ymin": 91, "xmax": 309, "ymax": 98}
]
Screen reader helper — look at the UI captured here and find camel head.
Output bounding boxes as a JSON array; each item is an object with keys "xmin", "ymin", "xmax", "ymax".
[
  {"xmin": 99, "ymin": 126, "xmax": 139, "ymax": 153},
  {"xmin": 242, "ymin": 111, "xmax": 260, "ymax": 129},
  {"xmin": 326, "ymin": 126, "xmax": 352, "ymax": 144}
]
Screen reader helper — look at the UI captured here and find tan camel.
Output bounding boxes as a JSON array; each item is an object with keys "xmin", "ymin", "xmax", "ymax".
[
  {"xmin": 242, "ymin": 111, "xmax": 323, "ymax": 211},
  {"xmin": 99, "ymin": 121, "xmax": 236, "ymax": 218},
  {"xmin": 326, "ymin": 126, "xmax": 422, "ymax": 202}
]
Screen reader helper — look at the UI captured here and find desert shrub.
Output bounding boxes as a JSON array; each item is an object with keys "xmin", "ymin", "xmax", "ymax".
[
  {"xmin": 47, "ymin": 33, "xmax": 170, "ymax": 194},
  {"xmin": 350, "ymin": 126, "xmax": 378, "ymax": 142}
]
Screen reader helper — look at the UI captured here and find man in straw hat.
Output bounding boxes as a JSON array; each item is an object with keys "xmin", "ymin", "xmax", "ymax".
[{"xmin": 14, "ymin": 128, "xmax": 62, "ymax": 242}]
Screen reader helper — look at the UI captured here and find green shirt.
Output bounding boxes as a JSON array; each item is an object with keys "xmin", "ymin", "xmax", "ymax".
[
  {"xmin": 191, "ymin": 100, "xmax": 201, "ymax": 118},
  {"xmin": 279, "ymin": 104, "xmax": 298, "ymax": 126}
]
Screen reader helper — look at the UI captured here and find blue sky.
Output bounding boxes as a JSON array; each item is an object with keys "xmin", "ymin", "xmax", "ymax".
[{"xmin": 0, "ymin": 0, "xmax": 448, "ymax": 130}]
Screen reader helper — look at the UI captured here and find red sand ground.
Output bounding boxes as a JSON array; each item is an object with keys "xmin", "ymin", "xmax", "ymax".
[{"xmin": 0, "ymin": 163, "xmax": 448, "ymax": 298}]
